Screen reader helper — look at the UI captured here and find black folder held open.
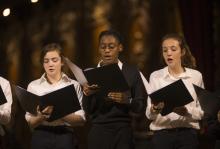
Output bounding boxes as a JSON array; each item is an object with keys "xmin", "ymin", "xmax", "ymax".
[
  {"xmin": 14, "ymin": 84, "xmax": 81, "ymax": 122},
  {"xmin": 83, "ymin": 64, "xmax": 129, "ymax": 96},
  {"xmin": 0, "ymin": 86, "xmax": 7, "ymax": 105},
  {"xmin": 193, "ymin": 85, "xmax": 220, "ymax": 117},
  {"xmin": 149, "ymin": 79, "xmax": 193, "ymax": 116}
]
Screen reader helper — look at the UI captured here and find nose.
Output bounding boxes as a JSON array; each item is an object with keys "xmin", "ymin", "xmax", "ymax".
[
  {"xmin": 167, "ymin": 49, "xmax": 172, "ymax": 56},
  {"xmin": 104, "ymin": 47, "xmax": 111, "ymax": 53},
  {"xmin": 48, "ymin": 60, "xmax": 54, "ymax": 66}
]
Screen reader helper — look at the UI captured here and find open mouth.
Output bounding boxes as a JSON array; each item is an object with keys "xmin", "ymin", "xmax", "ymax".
[
  {"xmin": 104, "ymin": 55, "xmax": 112, "ymax": 60},
  {"xmin": 167, "ymin": 58, "xmax": 173, "ymax": 63},
  {"xmin": 49, "ymin": 68, "xmax": 55, "ymax": 72}
]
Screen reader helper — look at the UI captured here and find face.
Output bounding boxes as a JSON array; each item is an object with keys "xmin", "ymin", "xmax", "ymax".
[
  {"xmin": 162, "ymin": 38, "xmax": 185, "ymax": 69},
  {"xmin": 43, "ymin": 50, "xmax": 63, "ymax": 78},
  {"xmin": 99, "ymin": 35, "xmax": 122, "ymax": 65}
]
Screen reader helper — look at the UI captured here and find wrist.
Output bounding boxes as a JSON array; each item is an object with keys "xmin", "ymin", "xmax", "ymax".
[
  {"xmin": 152, "ymin": 106, "xmax": 161, "ymax": 111},
  {"xmin": 151, "ymin": 106, "xmax": 161, "ymax": 113}
]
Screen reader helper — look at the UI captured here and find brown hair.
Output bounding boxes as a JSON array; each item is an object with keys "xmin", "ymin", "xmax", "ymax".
[
  {"xmin": 40, "ymin": 43, "xmax": 63, "ymax": 64},
  {"xmin": 161, "ymin": 33, "xmax": 196, "ymax": 69}
]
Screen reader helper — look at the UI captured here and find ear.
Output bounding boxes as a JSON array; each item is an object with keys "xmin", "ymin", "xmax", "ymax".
[
  {"xmin": 61, "ymin": 61, "xmax": 64, "ymax": 66},
  {"xmin": 119, "ymin": 44, "xmax": 123, "ymax": 52},
  {"xmin": 181, "ymin": 48, "xmax": 186, "ymax": 56}
]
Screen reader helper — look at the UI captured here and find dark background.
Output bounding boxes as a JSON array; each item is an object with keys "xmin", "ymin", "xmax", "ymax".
[{"xmin": 0, "ymin": 0, "xmax": 219, "ymax": 149}]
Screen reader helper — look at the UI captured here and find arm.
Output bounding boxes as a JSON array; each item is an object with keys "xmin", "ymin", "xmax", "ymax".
[
  {"xmin": 62, "ymin": 82, "xmax": 85, "ymax": 126},
  {"xmin": 25, "ymin": 84, "xmax": 53, "ymax": 128},
  {"xmin": 25, "ymin": 106, "xmax": 53, "ymax": 129},
  {"xmin": 82, "ymin": 83, "xmax": 100, "ymax": 115},
  {"xmin": 129, "ymin": 70, "xmax": 147, "ymax": 115},
  {"xmin": 0, "ymin": 81, "xmax": 12, "ymax": 125},
  {"xmin": 145, "ymin": 73, "xmax": 161, "ymax": 120},
  {"xmin": 184, "ymin": 74, "xmax": 204, "ymax": 121}
]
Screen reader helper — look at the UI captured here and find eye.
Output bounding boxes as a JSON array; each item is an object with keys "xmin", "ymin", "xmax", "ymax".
[
  {"xmin": 171, "ymin": 46, "xmax": 177, "ymax": 51},
  {"xmin": 162, "ymin": 48, "xmax": 167, "ymax": 53},
  {"xmin": 100, "ymin": 44, "xmax": 106, "ymax": 49},
  {"xmin": 43, "ymin": 59, "xmax": 49, "ymax": 63},
  {"xmin": 108, "ymin": 44, "xmax": 116, "ymax": 49},
  {"xmin": 51, "ymin": 57, "xmax": 59, "ymax": 62}
]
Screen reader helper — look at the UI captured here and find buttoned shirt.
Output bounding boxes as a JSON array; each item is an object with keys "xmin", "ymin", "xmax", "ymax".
[
  {"xmin": 0, "ymin": 77, "xmax": 12, "ymax": 135},
  {"xmin": 97, "ymin": 59, "xmax": 123, "ymax": 69},
  {"xmin": 25, "ymin": 73, "xmax": 85, "ymax": 126},
  {"xmin": 146, "ymin": 67, "xmax": 204, "ymax": 130}
]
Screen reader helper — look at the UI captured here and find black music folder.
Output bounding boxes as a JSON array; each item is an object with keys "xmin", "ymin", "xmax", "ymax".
[
  {"xmin": 193, "ymin": 85, "xmax": 220, "ymax": 117},
  {"xmin": 14, "ymin": 84, "xmax": 81, "ymax": 122},
  {"xmin": 0, "ymin": 86, "xmax": 7, "ymax": 105},
  {"xmin": 83, "ymin": 64, "xmax": 129, "ymax": 96},
  {"xmin": 149, "ymin": 79, "xmax": 193, "ymax": 116}
]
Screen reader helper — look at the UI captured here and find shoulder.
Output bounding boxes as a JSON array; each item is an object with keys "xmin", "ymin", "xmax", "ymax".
[
  {"xmin": 69, "ymin": 79, "xmax": 81, "ymax": 87},
  {"xmin": 0, "ymin": 77, "xmax": 9, "ymax": 85},
  {"xmin": 0, "ymin": 77, "xmax": 10, "ymax": 91},
  {"xmin": 185, "ymin": 68, "xmax": 203, "ymax": 78},
  {"xmin": 27, "ymin": 78, "xmax": 42, "ymax": 90},
  {"xmin": 150, "ymin": 67, "xmax": 165, "ymax": 79},
  {"xmin": 122, "ymin": 63, "xmax": 139, "ymax": 73}
]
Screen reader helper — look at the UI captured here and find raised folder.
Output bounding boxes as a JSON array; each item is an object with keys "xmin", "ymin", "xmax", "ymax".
[
  {"xmin": 193, "ymin": 85, "xmax": 220, "ymax": 117},
  {"xmin": 64, "ymin": 57, "xmax": 130, "ymax": 96},
  {"xmin": 83, "ymin": 64, "xmax": 130, "ymax": 96},
  {"xmin": 149, "ymin": 79, "xmax": 193, "ymax": 116},
  {"xmin": 0, "ymin": 86, "xmax": 7, "ymax": 105},
  {"xmin": 14, "ymin": 85, "xmax": 81, "ymax": 122}
]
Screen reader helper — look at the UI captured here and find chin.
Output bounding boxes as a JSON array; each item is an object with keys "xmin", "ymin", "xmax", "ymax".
[{"xmin": 102, "ymin": 61, "xmax": 113, "ymax": 65}]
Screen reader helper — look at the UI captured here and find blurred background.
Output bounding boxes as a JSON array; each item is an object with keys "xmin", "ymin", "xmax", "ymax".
[{"xmin": 0, "ymin": 0, "xmax": 219, "ymax": 149}]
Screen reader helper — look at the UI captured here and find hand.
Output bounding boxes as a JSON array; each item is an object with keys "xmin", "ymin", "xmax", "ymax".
[
  {"xmin": 83, "ymin": 83, "xmax": 100, "ymax": 96},
  {"xmin": 37, "ymin": 105, "xmax": 53, "ymax": 119},
  {"xmin": 173, "ymin": 106, "xmax": 188, "ymax": 116},
  {"xmin": 217, "ymin": 110, "xmax": 220, "ymax": 123},
  {"xmin": 107, "ymin": 92, "xmax": 130, "ymax": 104},
  {"xmin": 151, "ymin": 102, "xmax": 164, "ymax": 113}
]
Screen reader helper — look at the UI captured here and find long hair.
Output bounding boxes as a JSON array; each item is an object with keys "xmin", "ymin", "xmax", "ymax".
[{"xmin": 161, "ymin": 33, "xmax": 196, "ymax": 69}]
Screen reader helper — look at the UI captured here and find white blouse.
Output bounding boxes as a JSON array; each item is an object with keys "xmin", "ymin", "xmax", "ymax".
[
  {"xmin": 25, "ymin": 73, "xmax": 85, "ymax": 126},
  {"xmin": 146, "ymin": 67, "xmax": 204, "ymax": 130},
  {"xmin": 0, "ymin": 77, "xmax": 12, "ymax": 136}
]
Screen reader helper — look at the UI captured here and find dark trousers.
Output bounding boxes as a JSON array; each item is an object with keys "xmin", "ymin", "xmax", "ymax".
[
  {"xmin": 152, "ymin": 128, "xmax": 198, "ymax": 149},
  {"xmin": 31, "ymin": 126, "xmax": 77, "ymax": 149},
  {"xmin": 88, "ymin": 123, "xmax": 134, "ymax": 149}
]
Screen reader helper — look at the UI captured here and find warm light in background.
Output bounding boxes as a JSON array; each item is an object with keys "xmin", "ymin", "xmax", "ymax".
[
  {"xmin": 2, "ymin": 8, "xmax": 10, "ymax": 17},
  {"xmin": 31, "ymin": 0, "xmax": 39, "ymax": 3}
]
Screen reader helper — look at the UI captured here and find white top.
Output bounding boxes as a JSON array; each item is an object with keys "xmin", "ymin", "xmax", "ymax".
[
  {"xmin": 25, "ymin": 73, "xmax": 85, "ymax": 126},
  {"xmin": 146, "ymin": 67, "xmax": 204, "ymax": 130},
  {"xmin": 0, "ymin": 77, "xmax": 12, "ymax": 135}
]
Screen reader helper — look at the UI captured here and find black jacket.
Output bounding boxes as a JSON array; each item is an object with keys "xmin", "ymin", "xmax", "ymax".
[{"xmin": 83, "ymin": 63, "xmax": 147, "ymax": 124}]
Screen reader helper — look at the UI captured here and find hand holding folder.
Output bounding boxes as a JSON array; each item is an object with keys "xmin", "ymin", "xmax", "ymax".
[
  {"xmin": 0, "ymin": 86, "xmax": 7, "ymax": 105},
  {"xmin": 13, "ymin": 84, "xmax": 81, "ymax": 122},
  {"xmin": 64, "ymin": 57, "xmax": 130, "ymax": 96},
  {"xmin": 83, "ymin": 64, "xmax": 129, "ymax": 95},
  {"xmin": 149, "ymin": 79, "xmax": 193, "ymax": 116},
  {"xmin": 193, "ymin": 85, "xmax": 220, "ymax": 117}
]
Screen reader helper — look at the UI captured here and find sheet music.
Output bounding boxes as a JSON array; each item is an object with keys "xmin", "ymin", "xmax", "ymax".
[
  {"xmin": 140, "ymin": 72, "xmax": 152, "ymax": 94},
  {"xmin": 63, "ymin": 57, "xmax": 88, "ymax": 85}
]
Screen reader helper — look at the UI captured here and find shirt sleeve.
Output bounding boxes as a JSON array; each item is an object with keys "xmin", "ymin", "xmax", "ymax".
[
  {"xmin": 25, "ymin": 83, "xmax": 35, "ymax": 123},
  {"xmin": 145, "ymin": 73, "xmax": 160, "ymax": 120},
  {"xmin": 129, "ymin": 70, "xmax": 147, "ymax": 114},
  {"xmin": 0, "ymin": 81, "xmax": 12, "ymax": 125},
  {"xmin": 73, "ymin": 82, "xmax": 85, "ymax": 120},
  {"xmin": 185, "ymin": 73, "xmax": 204, "ymax": 121}
]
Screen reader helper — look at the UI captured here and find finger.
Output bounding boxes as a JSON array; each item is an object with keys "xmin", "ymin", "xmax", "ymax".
[{"xmin": 108, "ymin": 92, "xmax": 123, "ymax": 98}]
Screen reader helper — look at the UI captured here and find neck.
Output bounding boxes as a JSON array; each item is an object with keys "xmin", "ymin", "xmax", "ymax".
[
  {"xmin": 101, "ymin": 59, "xmax": 118, "ymax": 66},
  {"xmin": 46, "ymin": 73, "xmax": 62, "ymax": 84},
  {"xmin": 168, "ymin": 65, "xmax": 184, "ymax": 77}
]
